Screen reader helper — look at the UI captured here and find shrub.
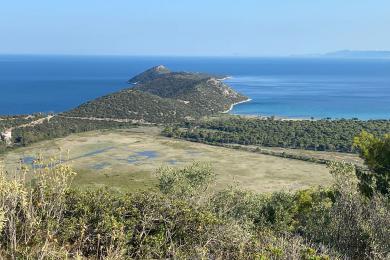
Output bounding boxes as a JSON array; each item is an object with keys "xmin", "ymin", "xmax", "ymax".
[
  {"xmin": 354, "ymin": 131, "xmax": 390, "ymax": 196},
  {"xmin": 0, "ymin": 158, "xmax": 75, "ymax": 259},
  {"xmin": 1, "ymin": 160, "xmax": 388, "ymax": 259}
]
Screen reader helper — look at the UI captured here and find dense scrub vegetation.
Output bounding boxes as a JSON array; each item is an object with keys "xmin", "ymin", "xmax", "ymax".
[
  {"xmin": 131, "ymin": 69, "xmax": 245, "ymax": 115},
  {"xmin": 163, "ymin": 117, "xmax": 390, "ymax": 153},
  {"xmin": 63, "ymin": 90, "xmax": 199, "ymax": 123},
  {"xmin": 354, "ymin": 131, "xmax": 390, "ymax": 196},
  {"xmin": 0, "ymin": 114, "xmax": 46, "ymax": 131},
  {"xmin": 0, "ymin": 134, "xmax": 389, "ymax": 259},
  {"xmin": 2, "ymin": 117, "xmax": 136, "ymax": 153},
  {"xmin": 127, "ymin": 65, "xmax": 225, "ymax": 84},
  {"xmin": 128, "ymin": 65, "xmax": 171, "ymax": 84},
  {"xmin": 10, "ymin": 117, "xmax": 135, "ymax": 147},
  {"xmin": 1, "ymin": 114, "xmax": 47, "ymax": 153},
  {"xmin": 66, "ymin": 66, "xmax": 247, "ymax": 123},
  {"xmin": 0, "ymin": 142, "xmax": 6, "ymax": 154}
]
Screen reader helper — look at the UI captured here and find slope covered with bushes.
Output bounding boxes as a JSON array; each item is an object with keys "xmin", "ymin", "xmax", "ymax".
[
  {"xmin": 0, "ymin": 156, "xmax": 389, "ymax": 259},
  {"xmin": 65, "ymin": 66, "xmax": 247, "ymax": 123}
]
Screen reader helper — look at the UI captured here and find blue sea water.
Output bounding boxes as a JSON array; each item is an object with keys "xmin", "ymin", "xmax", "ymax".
[{"xmin": 0, "ymin": 55, "xmax": 389, "ymax": 119}]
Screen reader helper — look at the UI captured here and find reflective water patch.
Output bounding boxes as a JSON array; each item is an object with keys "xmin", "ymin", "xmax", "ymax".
[
  {"xmin": 91, "ymin": 162, "xmax": 111, "ymax": 170},
  {"xmin": 127, "ymin": 150, "xmax": 159, "ymax": 164},
  {"xmin": 22, "ymin": 156, "xmax": 35, "ymax": 164}
]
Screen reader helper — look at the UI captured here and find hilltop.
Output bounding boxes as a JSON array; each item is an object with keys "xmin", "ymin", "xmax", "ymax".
[
  {"xmin": 128, "ymin": 65, "xmax": 171, "ymax": 84},
  {"xmin": 64, "ymin": 66, "xmax": 248, "ymax": 123}
]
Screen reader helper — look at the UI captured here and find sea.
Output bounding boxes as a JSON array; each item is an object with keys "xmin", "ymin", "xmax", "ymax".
[{"xmin": 1, "ymin": 55, "xmax": 389, "ymax": 119}]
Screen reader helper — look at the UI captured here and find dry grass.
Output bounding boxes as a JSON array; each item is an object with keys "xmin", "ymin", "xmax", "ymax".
[{"xmin": 1, "ymin": 127, "xmax": 332, "ymax": 192}]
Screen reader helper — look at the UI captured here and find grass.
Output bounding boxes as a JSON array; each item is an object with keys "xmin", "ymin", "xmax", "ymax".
[{"xmin": 1, "ymin": 127, "xmax": 333, "ymax": 193}]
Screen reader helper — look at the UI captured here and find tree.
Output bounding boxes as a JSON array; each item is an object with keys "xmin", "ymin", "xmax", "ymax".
[{"xmin": 353, "ymin": 131, "xmax": 390, "ymax": 197}]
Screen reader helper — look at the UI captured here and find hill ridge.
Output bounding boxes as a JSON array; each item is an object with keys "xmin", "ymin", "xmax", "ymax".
[{"xmin": 65, "ymin": 66, "xmax": 248, "ymax": 123}]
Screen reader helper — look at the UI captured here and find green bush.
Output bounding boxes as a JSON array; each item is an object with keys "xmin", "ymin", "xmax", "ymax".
[
  {"xmin": 1, "ymin": 160, "xmax": 388, "ymax": 259},
  {"xmin": 354, "ymin": 131, "xmax": 390, "ymax": 196}
]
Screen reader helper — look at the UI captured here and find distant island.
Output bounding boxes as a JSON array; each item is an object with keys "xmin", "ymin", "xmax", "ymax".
[
  {"xmin": 64, "ymin": 65, "xmax": 249, "ymax": 123},
  {"xmin": 323, "ymin": 50, "xmax": 390, "ymax": 59}
]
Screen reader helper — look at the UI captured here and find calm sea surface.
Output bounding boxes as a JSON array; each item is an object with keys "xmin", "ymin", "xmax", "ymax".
[{"xmin": 0, "ymin": 55, "xmax": 389, "ymax": 119}]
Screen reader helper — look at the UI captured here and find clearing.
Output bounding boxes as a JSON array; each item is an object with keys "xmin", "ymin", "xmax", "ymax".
[{"xmin": 1, "ymin": 127, "xmax": 334, "ymax": 193}]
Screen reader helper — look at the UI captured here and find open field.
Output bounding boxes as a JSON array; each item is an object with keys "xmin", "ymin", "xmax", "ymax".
[
  {"xmin": 214, "ymin": 143, "xmax": 363, "ymax": 166},
  {"xmin": 1, "ymin": 127, "xmax": 334, "ymax": 192},
  {"xmin": 255, "ymin": 145, "xmax": 362, "ymax": 165}
]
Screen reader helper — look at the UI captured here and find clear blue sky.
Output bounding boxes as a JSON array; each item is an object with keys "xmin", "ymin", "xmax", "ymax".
[{"xmin": 1, "ymin": 0, "xmax": 389, "ymax": 56}]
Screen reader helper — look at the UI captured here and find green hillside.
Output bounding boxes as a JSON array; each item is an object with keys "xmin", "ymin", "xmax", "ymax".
[
  {"xmin": 128, "ymin": 65, "xmax": 171, "ymax": 84},
  {"xmin": 63, "ymin": 89, "xmax": 195, "ymax": 123},
  {"xmin": 65, "ymin": 66, "xmax": 248, "ymax": 123}
]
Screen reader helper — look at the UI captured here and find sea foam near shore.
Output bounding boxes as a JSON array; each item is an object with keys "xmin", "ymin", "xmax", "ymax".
[{"xmin": 222, "ymin": 98, "xmax": 252, "ymax": 113}]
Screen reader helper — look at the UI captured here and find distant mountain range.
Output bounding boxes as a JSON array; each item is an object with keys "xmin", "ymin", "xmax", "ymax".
[
  {"xmin": 323, "ymin": 50, "xmax": 390, "ymax": 59},
  {"xmin": 64, "ymin": 66, "xmax": 248, "ymax": 123}
]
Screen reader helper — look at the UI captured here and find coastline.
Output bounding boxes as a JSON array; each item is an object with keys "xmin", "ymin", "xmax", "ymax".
[
  {"xmin": 228, "ymin": 112, "xmax": 314, "ymax": 121},
  {"xmin": 222, "ymin": 98, "xmax": 252, "ymax": 114},
  {"xmin": 217, "ymin": 76, "xmax": 233, "ymax": 81}
]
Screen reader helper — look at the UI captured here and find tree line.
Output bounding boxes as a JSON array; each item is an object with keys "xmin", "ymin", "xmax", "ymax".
[
  {"xmin": 163, "ymin": 117, "xmax": 390, "ymax": 153},
  {"xmin": 0, "ymin": 117, "xmax": 137, "ymax": 154}
]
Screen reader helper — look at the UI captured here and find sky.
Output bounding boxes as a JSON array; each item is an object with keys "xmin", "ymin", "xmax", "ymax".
[{"xmin": 0, "ymin": 0, "xmax": 389, "ymax": 57}]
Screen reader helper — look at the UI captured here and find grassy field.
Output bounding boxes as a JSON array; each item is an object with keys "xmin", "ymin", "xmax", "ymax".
[
  {"xmin": 1, "ymin": 127, "xmax": 334, "ymax": 193},
  {"xmin": 221, "ymin": 143, "xmax": 363, "ymax": 166}
]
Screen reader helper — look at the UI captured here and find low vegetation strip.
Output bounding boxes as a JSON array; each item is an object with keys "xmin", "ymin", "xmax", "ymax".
[
  {"xmin": 163, "ymin": 117, "xmax": 390, "ymax": 153},
  {"xmin": 0, "ymin": 117, "xmax": 137, "ymax": 153},
  {"xmin": 168, "ymin": 136, "xmax": 363, "ymax": 166},
  {"xmin": 57, "ymin": 115, "xmax": 154, "ymax": 124},
  {"xmin": 0, "ymin": 114, "xmax": 47, "ymax": 132}
]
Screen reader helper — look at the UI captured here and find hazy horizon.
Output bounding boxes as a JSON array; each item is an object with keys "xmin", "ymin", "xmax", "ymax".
[
  {"xmin": 1, "ymin": 1, "xmax": 389, "ymax": 57},
  {"xmin": 1, "ymin": 50, "xmax": 390, "ymax": 59}
]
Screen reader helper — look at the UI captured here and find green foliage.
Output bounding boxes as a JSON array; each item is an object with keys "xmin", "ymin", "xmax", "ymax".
[
  {"xmin": 133, "ymin": 73, "xmax": 202, "ymax": 98},
  {"xmin": 0, "ymin": 114, "xmax": 46, "ymax": 131},
  {"xmin": 299, "ymin": 162, "xmax": 390, "ymax": 259},
  {"xmin": 0, "ymin": 142, "xmax": 6, "ymax": 154},
  {"xmin": 64, "ymin": 90, "xmax": 198, "ymax": 123},
  {"xmin": 156, "ymin": 162, "xmax": 215, "ymax": 201},
  {"xmin": 134, "ymin": 73, "xmax": 247, "ymax": 115},
  {"xmin": 164, "ymin": 117, "xmax": 390, "ymax": 152},
  {"xmin": 128, "ymin": 65, "xmax": 171, "ymax": 84},
  {"xmin": 60, "ymin": 188, "xmax": 128, "ymax": 258},
  {"xmin": 354, "ymin": 131, "xmax": 390, "ymax": 196},
  {"xmin": 10, "ymin": 117, "xmax": 135, "ymax": 147},
  {"xmin": 1, "ymin": 160, "xmax": 389, "ymax": 259},
  {"xmin": 211, "ymin": 186, "xmax": 265, "ymax": 221},
  {"xmin": 66, "ymin": 67, "xmax": 247, "ymax": 123},
  {"xmin": 0, "ymin": 159, "xmax": 76, "ymax": 258}
]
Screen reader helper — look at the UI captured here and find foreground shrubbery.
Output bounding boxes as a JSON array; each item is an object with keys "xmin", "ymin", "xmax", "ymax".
[
  {"xmin": 354, "ymin": 131, "xmax": 390, "ymax": 197},
  {"xmin": 0, "ymin": 158, "xmax": 389, "ymax": 259},
  {"xmin": 0, "ymin": 158, "xmax": 76, "ymax": 258}
]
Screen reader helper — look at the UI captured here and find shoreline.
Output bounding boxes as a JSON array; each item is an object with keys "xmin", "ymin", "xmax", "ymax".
[
  {"xmin": 218, "ymin": 76, "xmax": 233, "ymax": 81},
  {"xmin": 222, "ymin": 98, "xmax": 252, "ymax": 113},
  {"xmin": 229, "ymin": 112, "xmax": 313, "ymax": 121}
]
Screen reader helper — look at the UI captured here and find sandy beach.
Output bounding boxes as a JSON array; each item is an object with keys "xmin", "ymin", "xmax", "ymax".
[{"xmin": 222, "ymin": 98, "xmax": 252, "ymax": 113}]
